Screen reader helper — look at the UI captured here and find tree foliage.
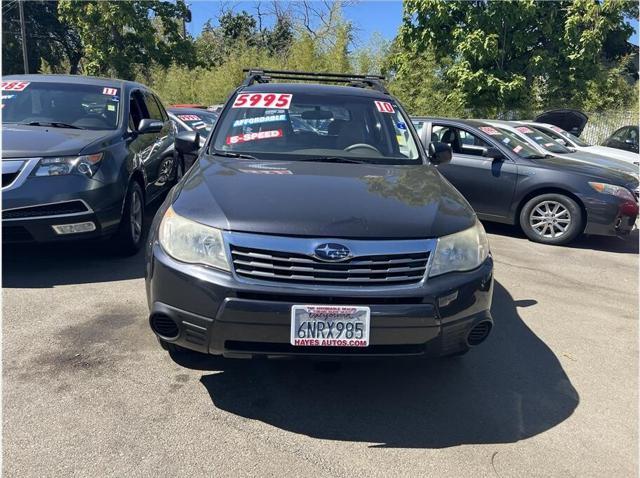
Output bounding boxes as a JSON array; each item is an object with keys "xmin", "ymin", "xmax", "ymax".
[
  {"xmin": 57, "ymin": 0, "xmax": 195, "ymax": 78},
  {"xmin": 399, "ymin": 0, "xmax": 638, "ymax": 114}
]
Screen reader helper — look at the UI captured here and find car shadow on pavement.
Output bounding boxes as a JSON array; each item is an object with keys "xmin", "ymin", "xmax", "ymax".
[
  {"xmin": 484, "ymin": 222, "xmax": 638, "ymax": 254},
  {"xmin": 178, "ymin": 281, "xmax": 579, "ymax": 448},
  {"xmin": 2, "ymin": 201, "xmax": 162, "ymax": 289}
]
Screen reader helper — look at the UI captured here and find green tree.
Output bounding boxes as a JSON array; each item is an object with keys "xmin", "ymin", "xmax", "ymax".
[
  {"xmin": 2, "ymin": 0, "xmax": 82, "ymax": 75},
  {"xmin": 399, "ymin": 0, "xmax": 638, "ymax": 113},
  {"xmin": 58, "ymin": 0, "xmax": 195, "ymax": 79}
]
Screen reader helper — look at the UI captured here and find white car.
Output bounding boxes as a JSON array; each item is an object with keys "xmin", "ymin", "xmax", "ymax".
[
  {"xmin": 521, "ymin": 121, "xmax": 639, "ymax": 166},
  {"xmin": 483, "ymin": 120, "xmax": 639, "ymax": 175}
]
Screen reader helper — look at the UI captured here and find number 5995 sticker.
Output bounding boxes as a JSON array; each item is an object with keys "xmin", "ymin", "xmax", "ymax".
[{"xmin": 233, "ymin": 93, "xmax": 292, "ymax": 109}]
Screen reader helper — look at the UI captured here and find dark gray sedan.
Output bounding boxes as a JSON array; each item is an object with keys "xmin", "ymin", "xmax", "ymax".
[{"xmin": 412, "ymin": 117, "xmax": 638, "ymax": 245}]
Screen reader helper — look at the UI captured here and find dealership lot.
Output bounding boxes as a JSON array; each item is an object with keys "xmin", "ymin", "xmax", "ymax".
[{"xmin": 2, "ymin": 219, "xmax": 638, "ymax": 477}]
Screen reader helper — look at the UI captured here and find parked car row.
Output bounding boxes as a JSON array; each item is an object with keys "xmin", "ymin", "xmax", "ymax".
[{"xmin": 2, "ymin": 70, "xmax": 638, "ymax": 363}]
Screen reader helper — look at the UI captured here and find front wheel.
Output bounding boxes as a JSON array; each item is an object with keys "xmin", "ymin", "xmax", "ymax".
[
  {"xmin": 519, "ymin": 193, "xmax": 583, "ymax": 245},
  {"xmin": 113, "ymin": 181, "xmax": 145, "ymax": 255}
]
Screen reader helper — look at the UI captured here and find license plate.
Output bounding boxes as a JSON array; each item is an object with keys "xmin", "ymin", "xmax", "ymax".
[{"xmin": 290, "ymin": 305, "xmax": 370, "ymax": 347}]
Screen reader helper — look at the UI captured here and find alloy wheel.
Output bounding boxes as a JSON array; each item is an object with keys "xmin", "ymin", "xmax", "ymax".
[{"xmin": 529, "ymin": 200, "xmax": 571, "ymax": 239}]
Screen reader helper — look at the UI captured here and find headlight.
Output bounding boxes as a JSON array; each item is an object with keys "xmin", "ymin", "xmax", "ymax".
[
  {"xmin": 34, "ymin": 153, "xmax": 103, "ymax": 177},
  {"xmin": 158, "ymin": 206, "xmax": 230, "ymax": 271},
  {"xmin": 429, "ymin": 220, "xmax": 490, "ymax": 277},
  {"xmin": 588, "ymin": 182, "xmax": 635, "ymax": 201}
]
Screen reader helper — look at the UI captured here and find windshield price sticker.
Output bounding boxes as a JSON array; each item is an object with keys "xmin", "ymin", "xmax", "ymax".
[
  {"xmin": 516, "ymin": 126, "xmax": 534, "ymax": 133},
  {"xmin": 2, "ymin": 81, "xmax": 30, "ymax": 92},
  {"xmin": 291, "ymin": 305, "xmax": 370, "ymax": 347},
  {"xmin": 375, "ymin": 101, "xmax": 395, "ymax": 113},
  {"xmin": 177, "ymin": 114, "xmax": 201, "ymax": 121},
  {"xmin": 226, "ymin": 129, "xmax": 283, "ymax": 145},
  {"xmin": 513, "ymin": 145, "xmax": 523, "ymax": 153},
  {"xmin": 102, "ymin": 87, "xmax": 118, "ymax": 96},
  {"xmin": 479, "ymin": 126, "xmax": 501, "ymax": 136},
  {"xmin": 233, "ymin": 93, "xmax": 292, "ymax": 109}
]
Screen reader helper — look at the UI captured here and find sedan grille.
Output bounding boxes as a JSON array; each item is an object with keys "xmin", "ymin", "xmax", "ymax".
[{"xmin": 230, "ymin": 245, "xmax": 429, "ymax": 286}]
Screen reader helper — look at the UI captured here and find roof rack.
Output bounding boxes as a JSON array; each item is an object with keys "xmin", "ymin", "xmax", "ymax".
[{"xmin": 241, "ymin": 69, "xmax": 389, "ymax": 94}]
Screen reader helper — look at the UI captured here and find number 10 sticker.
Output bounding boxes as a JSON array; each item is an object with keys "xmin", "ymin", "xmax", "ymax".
[
  {"xmin": 233, "ymin": 93, "xmax": 292, "ymax": 109},
  {"xmin": 375, "ymin": 101, "xmax": 395, "ymax": 113}
]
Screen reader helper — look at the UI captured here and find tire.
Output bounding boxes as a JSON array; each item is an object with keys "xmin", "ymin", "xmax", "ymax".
[
  {"xmin": 519, "ymin": 193, "xmax": 583, "ymax": 245},
  {"xmin": 113, "ymin": 181, "xmax": 145, "ymax": 255},
  {"xmin": 158, "ymin": 338, "xmax": 183, "ymax": 353}
]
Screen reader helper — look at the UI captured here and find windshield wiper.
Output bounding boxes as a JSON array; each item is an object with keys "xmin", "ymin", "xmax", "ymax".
[
  {"xmin": 20, "ymin": 121, "xmax": 85, "ymax": 130},
  {"xmin": 296, "ymin": 156, "xmax": 367, "ymax": 164},
  {"xmin": 213, "ymin": 151, "xmax": 259, "ymax": 160}
]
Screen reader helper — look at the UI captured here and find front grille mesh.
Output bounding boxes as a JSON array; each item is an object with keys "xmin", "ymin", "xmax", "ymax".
[
  {"xmin": 230, "ymin": 245, "xmax": 429, "ymax": 286},
  {"xmin": 3, "ymin": 201, "xmax": 89, "ymax": 219}
]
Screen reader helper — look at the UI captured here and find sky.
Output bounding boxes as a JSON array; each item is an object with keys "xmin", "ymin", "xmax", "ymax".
[{"xmin": 185, "ymin": 1, "xmax": 638, "ymax": 47}]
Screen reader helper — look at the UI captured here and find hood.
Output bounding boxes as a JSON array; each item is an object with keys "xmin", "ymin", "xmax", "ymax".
[
  {"xmin": 1, "ymin": 124, "xmax": 112, "ymax": 158},
  {"xmin": 535, "ymin": 109, "xmax": 588, "ymax": 136},
  {"xmin": 583, "ymin": 145, "xmax": 640, "ymax": 165},
  {"xmin": 533, "ymin": 152, "xmax": 639, "ymax": 184},
  {"xmin": 172, "ymin": 158, "xmax": 476, "ymax": 239}
]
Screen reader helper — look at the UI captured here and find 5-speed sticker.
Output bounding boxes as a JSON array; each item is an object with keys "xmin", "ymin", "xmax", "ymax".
[
  {"xmin": 226, "ymin": 129, "xmax": 283, "ymax": 145},
  {"xmin": 233, "ymin": 93, "xmax": 292, "ymax": 109},
  {"xmin": 375, "ymin": 101, "xmax": 395, "ymax": 113},
  {"xmin": 2, "ymin": 81, "xmax": 30, "ymax": 91}
]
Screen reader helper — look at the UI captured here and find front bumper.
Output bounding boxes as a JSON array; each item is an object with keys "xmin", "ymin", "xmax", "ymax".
[
  {"xmin": 2, "ymin": 173, "xmax": 125, "ymax": 243},
  {"xmin": 581, "ymin": 191, "xmax": 638, "ymax": 237},
  {"xmin": 146, "ymin": 244, "xmax": 494, "ymax": 358}
]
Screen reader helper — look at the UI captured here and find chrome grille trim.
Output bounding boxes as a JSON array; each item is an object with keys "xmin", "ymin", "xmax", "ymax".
[
  {"xmin": 224, "ymin": 231, "xmax": 436, "ymax": 289},
  {"xmin": 1, "ymin": 158, "xmax": 40, "ymax": 192},
  {"xmin": 2, "ymin": 199, "xmax": 93, "ymax": 221}
]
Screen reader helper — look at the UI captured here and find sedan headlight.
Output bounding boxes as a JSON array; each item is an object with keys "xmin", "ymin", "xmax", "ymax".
[
  {"xmin": 429, "ymin": 220, "xmax": 490, "ymax": 277},
  {"xmin": 588, "ymin": 182, "xmax": 635, "ymax": 201},
  {"xmin": 158, "ymin": 206, "xmax": 230, "ymax": 271},
  {"xmin": 34, "ymin": 153, "xmax": 103, "ymax": 178}
]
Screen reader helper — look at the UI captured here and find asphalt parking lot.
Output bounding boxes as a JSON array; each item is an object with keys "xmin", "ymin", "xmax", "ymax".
[{"xmin": 2, "ymin": 213, "xmax": 638, "ymax": 477}]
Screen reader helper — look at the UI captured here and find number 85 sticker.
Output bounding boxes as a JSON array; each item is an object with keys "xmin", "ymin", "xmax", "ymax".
[{"xmin": 233, "ymin": 93, "xmax": 292, "ymax": 109}]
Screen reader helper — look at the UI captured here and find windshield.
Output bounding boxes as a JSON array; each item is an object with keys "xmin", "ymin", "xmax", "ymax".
[
  {"xmin": 512, "ymin": 125, "xmax": 571, "ymax": 154},
  {"xmin": 211, "ymin": 91, "xmax": 421, "ymax": 163},
  {"xmin": 2, "ymin": 80, "xmax": 120, "ymax": 130},
  {"xmin": 477, "ymin": 125, "xmax": 543, "ymax": 159},
  {"xmin": 544, "ymin": 124, "xmax": 590, "ymax": 147},
  {"xmin": 172, "ymin": 110, "xmax": 218, "ymax": 133}
]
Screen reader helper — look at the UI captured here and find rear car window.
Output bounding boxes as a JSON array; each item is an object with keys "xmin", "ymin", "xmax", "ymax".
[
  {"xmin": 2, "ymin": 80, "xmax": 120, "ymax": 130},
  {"xmin": 211, "ymin": 91, "xmax": 420, "ymax": 163}
]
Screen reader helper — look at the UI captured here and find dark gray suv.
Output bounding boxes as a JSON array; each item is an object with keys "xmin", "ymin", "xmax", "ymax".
[
  {"xmin": 145, "ymin": 70, "xmax": 494, "ymax": 360},
  {"xmin": 2, "ymin": 75, "xmax": 177, "ymax": 254}
]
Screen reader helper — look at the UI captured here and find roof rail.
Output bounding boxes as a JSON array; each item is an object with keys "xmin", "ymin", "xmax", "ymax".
[{"xmin": 241, "ymin": 69, "xmax": 389, "ymax": 94}]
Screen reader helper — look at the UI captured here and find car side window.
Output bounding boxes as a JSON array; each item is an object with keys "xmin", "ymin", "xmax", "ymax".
[
  {"xmin": 611, "ymin": 127, "xmax": 629, "ymax": 142},
  {"xmin": 627, "ymin": 127, "xmax": 638, "ymax": 145},
  {"xmin": 143, "ymin": 92, "xmax": 164, "ymax": 121},
  {"xmin": 433, "ymin": 125, "xmax": 489, "ymax": 157},
  {"xmin": 129, "ymin": 90, "xmax": 148, "ymax": 131}
]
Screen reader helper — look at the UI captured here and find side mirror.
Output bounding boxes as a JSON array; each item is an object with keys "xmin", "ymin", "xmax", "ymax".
[
  {"xmin": 138, "ymin": 118, "xmax": 164, "ymax": 134},
  {"xmin": 175, "ymin": 131, "xmax": 200, "ymax": 154},
  {"xmin": 483, "ymin": 147, "xmax": 504, "ymax": 160},
  {"xmin": 428, "ymin": 141, "xmax": 452, "ymax": 165}
]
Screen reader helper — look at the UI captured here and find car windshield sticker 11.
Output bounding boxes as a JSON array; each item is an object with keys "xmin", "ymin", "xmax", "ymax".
[
  {"xmin": 102, "ymin": 87, "xmax": 118, "ymax": 96},
  {"xmin": 226, "ymin": 129, "xmax": 283, "ymax": 145},
  {"xmin": 375, "ymin": 101, "xmax": 395, "ymax": 113},
  {"xmin": 2, "ymin": 81, "xmax": 30, "ymax": 91},
  {"xmin": 479, "ymin": 126, "xmax": 501, "ymax": 136},
  {"xmin": 233, "ymin": 93, "xmax": 292, "ymax": 109}
]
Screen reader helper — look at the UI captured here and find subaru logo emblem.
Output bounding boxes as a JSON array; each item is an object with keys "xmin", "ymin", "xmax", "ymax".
[{"xmin": 314, "ymin": 243, "xmax": 351, "ymax": 262}]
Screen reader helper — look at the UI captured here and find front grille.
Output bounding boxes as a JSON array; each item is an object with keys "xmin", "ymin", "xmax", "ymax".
[
  {"xmin": 2, "ymin": 173, "xmax": 19, "ymax": 188},
  {"xmin": 225, "ymin": 341, "xmax": 426, "ymax": 356},
  {"xmin": 236, "ymin": 292, "xmax": 425, "ymax": 305},
  {"xmin": 230, "ymin": 245, "xmax": 429, "ymax": 286},
  {"xmin": 3, "ymin": 201, "xmax": 89, "ymax": 219},
  {"xmin": 2, "ymin": 226, "xmax": 34, "ymax": 242}
]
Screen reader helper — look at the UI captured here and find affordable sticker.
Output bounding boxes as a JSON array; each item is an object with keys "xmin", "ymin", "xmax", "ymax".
[
  {"xmin": 2, "ymin": 81, "xmax": 30, "ymax": 91},
  {"xmin": 226, "ymin": 129, "xmax": 283, "ymax": 145},
  {"xmin": 232, "ymin": 93, "xmax": 292, "ymax": 109}
]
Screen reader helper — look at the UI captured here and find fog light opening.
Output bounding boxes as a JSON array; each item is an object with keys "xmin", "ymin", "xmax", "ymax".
[
  {"xmin": 150, "ymin": 314, "xmax": 179, "ymax": 339},
  {"xmin": 467, "ymin": 321, "xmax": 492, "ymax": 346},
  {"xmin": 52, "ymin": 221, "xmax": 96, "ymax": 235}
]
